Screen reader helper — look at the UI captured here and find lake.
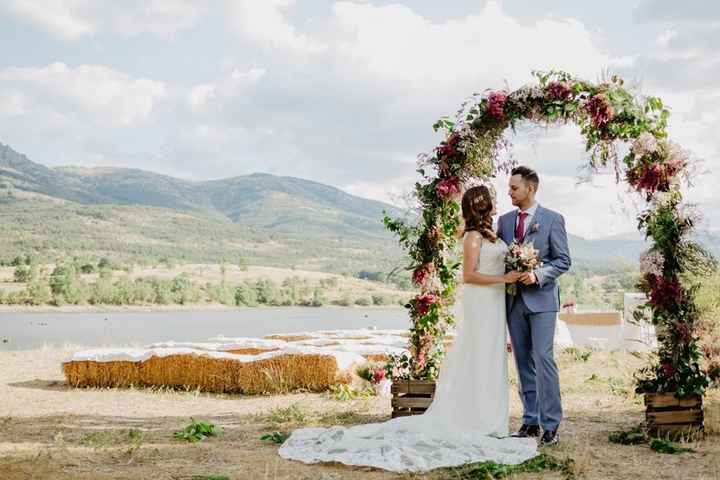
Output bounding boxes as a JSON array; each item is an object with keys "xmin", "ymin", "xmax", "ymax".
[{"xmin": 0, "ymin": 306, "xmax": 410, "ymax": 351}]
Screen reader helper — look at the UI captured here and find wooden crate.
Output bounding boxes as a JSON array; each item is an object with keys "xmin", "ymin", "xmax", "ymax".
[
  {"xmin": 391, "ymin": 379, "xmax": 436, "ymax": 418},
  {"xmin": 645, "ymin": 393, "xmax": 703, "ymax": 437}
]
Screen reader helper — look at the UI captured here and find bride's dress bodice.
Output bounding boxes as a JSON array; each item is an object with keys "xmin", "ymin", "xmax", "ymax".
[
  {"xmin": 278, "ymin": 233, "xmax": 537, "ymax": 473},
  {"xmin": 472, "ymin": 236, "xmax": 507, "ymax": 276}
]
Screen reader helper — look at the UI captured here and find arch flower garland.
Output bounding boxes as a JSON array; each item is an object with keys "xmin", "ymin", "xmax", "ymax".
[{"xmin": 384, "ymin": 70, "xmax": 715, "ymax": 398}]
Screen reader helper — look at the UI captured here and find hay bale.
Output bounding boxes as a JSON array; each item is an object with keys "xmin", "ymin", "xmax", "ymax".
[{"xmin": 62, "ymin": 349, "xmax": 358, "ymax": 394}]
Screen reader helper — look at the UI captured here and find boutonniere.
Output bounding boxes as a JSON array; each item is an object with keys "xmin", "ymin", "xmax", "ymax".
[{"xmin": 529, "ymin": 222, "xmax": 540, "ymax": 234}]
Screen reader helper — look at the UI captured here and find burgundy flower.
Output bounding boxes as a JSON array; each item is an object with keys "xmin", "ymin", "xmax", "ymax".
[
  {"xmin": 486, "ymin": 91, "xmax": 508, "ymax": 119},
  {"xmin": 637, "ymin": 164, "xmax": 664, "ymax": 192},
  {"xmin": 436, "ymin": 132, "xmax": 461, "ymax": 159},
  {"xmin": 585, "ymin": 93, "xmax": 613, "ymax": 127},
  {"xmin": 546, "ymin": 81, "xmax": 573, "ymax": 101},
  {"xmin": 412, "ymin": 263, "xmax": 433, "ymax": 286},
  {"xmin": 649, "ymin": 276, "xmax": 684, "ymax": 308},
  {"xmin": 661, "ymin": 362, "xmax": 675, "ymax": 378},
  {"xmin": 673, "ymin": 322, "xmax": 690, "ymax": 343},
  {"xmin": 435, "ymin": 176, "xmax": 461, "ymax": 199},
  {"xmin": 415, "ymin": 293, "xmax": 437, "ymax": 316}
]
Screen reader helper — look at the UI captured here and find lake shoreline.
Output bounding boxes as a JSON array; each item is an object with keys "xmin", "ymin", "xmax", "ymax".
[{"xmin": 0, "ymin": 303, "xmax": 406, "ymax": 314}]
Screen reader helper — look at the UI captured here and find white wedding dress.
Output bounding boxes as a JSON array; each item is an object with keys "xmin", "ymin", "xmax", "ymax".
[{"xmin": 278, "ymin": 236, "xmax": 538, "ymax": 473}]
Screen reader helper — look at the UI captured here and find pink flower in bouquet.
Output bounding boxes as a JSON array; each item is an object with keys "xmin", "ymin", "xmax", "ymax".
[
  {"xmin": 415, "ymin": 293, "xmax": 437, "ymax": 316},
  {"xmin": 585, "ymin": 93, "xmax": 613, "ymax": 127},
  {"xmin": 373, "ymin": 368, "xmax": 386, "ymax": 384},
  {"xmin": 412, "ymin": 263, "xmax": 433, "ymax": 286},
  {"xmin": 486, "ymin": 91, "xmax": 508, "ymax": 119},
  {"xmin": 661, "ymin": 362, "xmax": 675, "ymax": 377},
  {"xmin": 435, "ymin": 176, "xmax": 461, "ymax": 199},
  {"xmin": 545, "ymin": 81, "xmax": 573, "ymax": 101},
  {"xmin": 631, "ymin": 132, "xmax": 659, "ymax": 157}
]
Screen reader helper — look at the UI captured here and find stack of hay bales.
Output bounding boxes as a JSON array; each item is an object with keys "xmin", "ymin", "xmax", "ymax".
[{"xmin": 62, "ymin": 329, "xmax": 416, "ymax": 395}]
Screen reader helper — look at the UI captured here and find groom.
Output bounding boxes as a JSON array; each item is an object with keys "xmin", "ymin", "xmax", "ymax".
[{"xmin": 497, "ymin": 166, "xmax": 571, "ymax": 446}]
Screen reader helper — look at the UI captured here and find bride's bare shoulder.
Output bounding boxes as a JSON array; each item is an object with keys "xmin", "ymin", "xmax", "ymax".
[{"xmin": 463, "ymin": 231, "xmax": 483, "ymax": 247}]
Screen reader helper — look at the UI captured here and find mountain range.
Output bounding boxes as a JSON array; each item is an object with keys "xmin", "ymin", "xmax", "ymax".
[{"xmin": 1, "ymin": 142, "xmax": 717, "ymax": 273}]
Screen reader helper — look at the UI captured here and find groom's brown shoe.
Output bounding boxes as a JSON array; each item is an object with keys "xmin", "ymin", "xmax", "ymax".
[{"xmin": 512, "ymin": 424, "xmax": 540, "ymax": 438}]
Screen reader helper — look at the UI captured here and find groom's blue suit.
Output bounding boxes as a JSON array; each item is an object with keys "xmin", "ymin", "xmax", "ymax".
[{"xmin": 498, "ymin": 204, "xmax": 571, "ymax": 431}]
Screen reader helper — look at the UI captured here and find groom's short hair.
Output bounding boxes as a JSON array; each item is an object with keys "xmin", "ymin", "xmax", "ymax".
[{"xmin": 511, "ymin": 166, "xmax": 539, "ymax": 192}]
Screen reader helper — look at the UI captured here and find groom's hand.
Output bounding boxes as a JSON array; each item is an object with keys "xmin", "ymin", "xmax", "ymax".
[{"xmin": 519, "ymin": 272, "xmax": 537, "ymax": 285}]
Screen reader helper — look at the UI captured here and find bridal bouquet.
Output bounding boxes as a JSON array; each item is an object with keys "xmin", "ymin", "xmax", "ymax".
[{"xmin": 504, "ymin": 241, "xmax": 541, "ymax": 295}]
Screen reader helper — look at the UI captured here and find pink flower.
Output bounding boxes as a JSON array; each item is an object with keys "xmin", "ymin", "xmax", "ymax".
[
  {"xmin": 486, "ymin": 91, "xmax": 508, "ymax": 119},
  {"xmin": 412, "ymin": 263, "xmax": 433, "ymax": 286},
  {"xmin": 416, "ymin": 351, "xmax": 426, "ymax": 368},
  {"xmin": 585, "ymin": 93, "xmax": 613, "ymax": 128},
  {"xmin": 545, "ymin": 81, "xmax": 573, "ymax": 101},
  {"xmin": 435, "ymin": 176, "xmax": 461, "ymax": 199},
  {"xmin": 373, "ymin": 368, "xmax": 386, "ymax": 384},
  {"xmin": 415, "ymin": 293, "xmax": 437, "ymax": 316}
]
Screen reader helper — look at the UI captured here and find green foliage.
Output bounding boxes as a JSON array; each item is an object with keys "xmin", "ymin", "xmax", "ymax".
[
  {"xmin": 354, "ymin": 296, "xmax": 371, "ymax": 306},
  {"xmin": 442, "ymin": 453, "xmax": 576, "ymax": 479},
  {"xmin": 173, "ymin": 419, "xmax": 217, "ymax": 443},
  {"xmin": 13, "ymin": 263, "xmax": 38, "ymax": 283},
  {"xmin": 565, "ymin": 347, "xmax": 592, "ymax": 362},
  {"xmin": 260, "ymin": 431, "xmax": 288, "ymax": 444},
  {"xmin": 649, "ymin": 437, "xmax": 695, "ymax": 454},
  {"xmin": 608, "ymin": 427, "xmax": 647, "ymax": 445},
  {"xmin": 266, "ymin": 404, "xmax": 307, "ymax": 424},
  {"xmin": 328, "ymin": 384, "xmax": 375, "ymax": 401},
  {"xmin": 234, "ymin": 282, "xmax": 259, "ymax": 307}
]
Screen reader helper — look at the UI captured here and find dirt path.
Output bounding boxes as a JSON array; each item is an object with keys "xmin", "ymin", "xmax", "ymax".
[{"xmin": 1, "ymin": 348, "xmax": 718, "ymax": 479}]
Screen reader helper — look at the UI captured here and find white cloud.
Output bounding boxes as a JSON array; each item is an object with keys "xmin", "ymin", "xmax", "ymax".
[
  {"xmin": 224, "ymin": 0, "xmax": 326, "ymax": 53},
  {"xmin": 0, "ymin": 62, "xmax": 167, "ymax": 125},
  {"xmin": 0, "ymin": 0, "xmax": 207, "ymax": 39},
  {"xmin": 187, "ymin": 67, "xmax": 266, "ymax": 112}
]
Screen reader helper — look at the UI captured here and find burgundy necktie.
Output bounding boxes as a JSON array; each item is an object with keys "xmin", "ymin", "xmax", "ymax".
[{"xmin": 515, "ymin": 211, "xmax": 529, "ymax": 240}]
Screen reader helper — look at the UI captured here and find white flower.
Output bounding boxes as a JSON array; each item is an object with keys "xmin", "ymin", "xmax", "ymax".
[
  {"xmin": 631, "ymin": 132, "xmax": 659, "ymax": 157},
  {"xmin": 640, "ymin": 249, "xmax": 664, "ymax": 277}
]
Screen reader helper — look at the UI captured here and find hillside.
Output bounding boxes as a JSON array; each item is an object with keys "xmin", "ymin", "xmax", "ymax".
[{"xmin": 2, "ymin": 142, "xmax": 717, "ymax": 276}]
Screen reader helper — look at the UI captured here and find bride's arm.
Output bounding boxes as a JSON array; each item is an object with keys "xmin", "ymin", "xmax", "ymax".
[{"xmin": 462, "ymin": 232, "xmax": 519, "ymax": 285}]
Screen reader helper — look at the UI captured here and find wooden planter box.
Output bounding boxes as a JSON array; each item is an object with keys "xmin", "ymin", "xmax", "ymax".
[
  {"xmin": 391, "ymin": 379, "xmax": 436, "ymax": 418},
  {"xmin": 645, "ymin": 393, "xmax": 703, "ymax": 437}
]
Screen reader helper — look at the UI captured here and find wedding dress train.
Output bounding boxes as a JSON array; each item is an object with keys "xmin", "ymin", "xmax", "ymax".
[{"xmin": 278, "ymin": 237, "xmax": 538, "ymax": 473}]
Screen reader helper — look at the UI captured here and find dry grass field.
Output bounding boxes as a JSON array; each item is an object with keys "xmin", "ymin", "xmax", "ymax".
[{"xmin": 0, "ymin": 346, "xmax": 718, "ymax": 480}]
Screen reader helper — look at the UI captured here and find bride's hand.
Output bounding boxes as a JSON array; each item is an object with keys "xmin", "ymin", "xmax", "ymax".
[{"xmin": 502, "ymin": 271, "xmax": 522, "ymax": 283}]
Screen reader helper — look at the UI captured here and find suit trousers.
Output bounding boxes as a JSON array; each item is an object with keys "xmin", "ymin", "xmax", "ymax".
[{"xmin": 507, "ymin": 293, "xmax": 563, "ymax": 431}]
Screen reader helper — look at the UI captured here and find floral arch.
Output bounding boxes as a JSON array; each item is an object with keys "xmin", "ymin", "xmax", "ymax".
[{"xmin": 384, "ymin": 70, "xmax": 715, "ymax": 398}]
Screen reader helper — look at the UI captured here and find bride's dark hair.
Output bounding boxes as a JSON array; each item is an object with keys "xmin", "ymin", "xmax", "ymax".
[{"xmin": 461, "ymin": 185, "xmax": 497, "ymax": 242}]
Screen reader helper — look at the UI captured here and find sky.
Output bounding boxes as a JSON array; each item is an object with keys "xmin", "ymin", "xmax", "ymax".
[{"xmin": 1, "ymin": 0, "xmax": 719, "ymax": 239}]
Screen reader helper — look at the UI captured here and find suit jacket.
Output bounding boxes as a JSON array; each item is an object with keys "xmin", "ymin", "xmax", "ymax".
[{"xmin": 497, "ymin": 204, "xmax": 572, "ymax": 313}]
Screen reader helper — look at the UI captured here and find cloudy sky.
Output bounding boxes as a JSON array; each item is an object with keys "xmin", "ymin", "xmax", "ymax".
[{"xmin": 1, "ymin": 0, "xmax": 718, "ymax": 238}]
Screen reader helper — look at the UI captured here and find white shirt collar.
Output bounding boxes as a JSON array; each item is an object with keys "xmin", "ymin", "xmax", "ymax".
[{"xmin": 519, "ymin": 203, "xmax": 538, "ymax": 216}]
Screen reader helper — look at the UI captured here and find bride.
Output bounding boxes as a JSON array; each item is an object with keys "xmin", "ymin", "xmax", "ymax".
[{"xmin": 278, "ymin": 185, "xmax": 538, "ymax": 473}]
